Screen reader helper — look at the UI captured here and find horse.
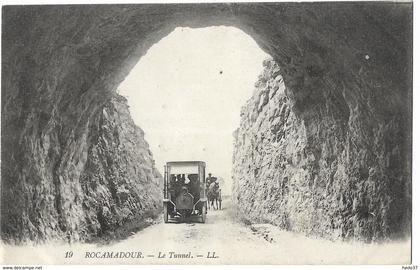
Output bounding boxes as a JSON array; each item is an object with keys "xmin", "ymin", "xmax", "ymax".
[{"xmin": 207, "ymin": 183, "xmax": 221, "ymax": 210}]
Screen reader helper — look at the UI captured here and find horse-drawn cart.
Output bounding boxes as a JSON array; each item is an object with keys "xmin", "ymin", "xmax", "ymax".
[{"xmin": 163, "ymin": 161, "xmax": 207, "ymax": 223}]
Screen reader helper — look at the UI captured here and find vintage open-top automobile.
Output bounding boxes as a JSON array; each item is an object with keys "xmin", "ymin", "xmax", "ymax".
[{"xmin": 163, "ymin": 161, "xmax": 207, "ymax": 223}]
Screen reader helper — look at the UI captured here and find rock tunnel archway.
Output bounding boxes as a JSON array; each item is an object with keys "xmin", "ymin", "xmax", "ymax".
[{"xmin": 1, "ymin": 3, "xmax": 412, "ymax": 243}]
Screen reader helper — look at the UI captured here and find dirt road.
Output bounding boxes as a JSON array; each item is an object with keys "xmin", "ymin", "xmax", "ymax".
[{"xmin": 1, "ymin": 198, "xmax": 411, "ymax": 265}]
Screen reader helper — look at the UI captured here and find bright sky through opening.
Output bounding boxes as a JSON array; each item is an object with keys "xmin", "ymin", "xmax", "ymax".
[{"xmin": 118, "ymin": 26, "xmax": 269, "ymax": 193}]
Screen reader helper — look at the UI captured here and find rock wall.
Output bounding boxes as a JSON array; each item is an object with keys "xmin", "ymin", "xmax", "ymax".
[
  {"xmin": 233, "ymin": 59, "xmax": 411, "ymax": 241},
  {"xmin": 79, "ymin": 94, "xmax": 161, "ymax": 241},
  {"xmin": 1, "ymin": 3, "xmax": 411, "ymax": 243},
  {"xmin": 1, "ymin": 89, "xmax": 161, "ymax": 243}
]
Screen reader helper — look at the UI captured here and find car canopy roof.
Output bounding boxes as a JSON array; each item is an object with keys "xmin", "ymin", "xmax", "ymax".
[
  {"xmin": 166, "ymin": 161, "xmax": 205, "ymax": 166},
  {"xmin": 166, "ymin": 161, "xmax": 206, "ymax": 174}
]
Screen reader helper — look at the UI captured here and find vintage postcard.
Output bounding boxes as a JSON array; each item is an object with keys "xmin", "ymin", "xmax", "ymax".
[{"xmin": 0, "ymin": 1, "xmax": 414, "ymax": 266}]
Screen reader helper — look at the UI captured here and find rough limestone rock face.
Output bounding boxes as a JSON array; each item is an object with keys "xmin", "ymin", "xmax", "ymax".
[
  {"xmin": 1, "ymin": 89, "xmax": 161, "ymax": 243},
  {"xmin": 233, "ymin": 59, "xmax": 410, "ymax": 241},
  {"xmin": 2, "ymin": 3, "xmax": 411, "ymax": 242},
  {"xmin": 79, "ymin": 95, "xmax": 161, "ymax": 241}
]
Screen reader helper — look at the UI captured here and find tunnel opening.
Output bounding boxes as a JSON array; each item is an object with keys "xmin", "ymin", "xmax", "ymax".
[{"xmin": 116, "ymin": 26, "xmax": 272, "ymax": 195}]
